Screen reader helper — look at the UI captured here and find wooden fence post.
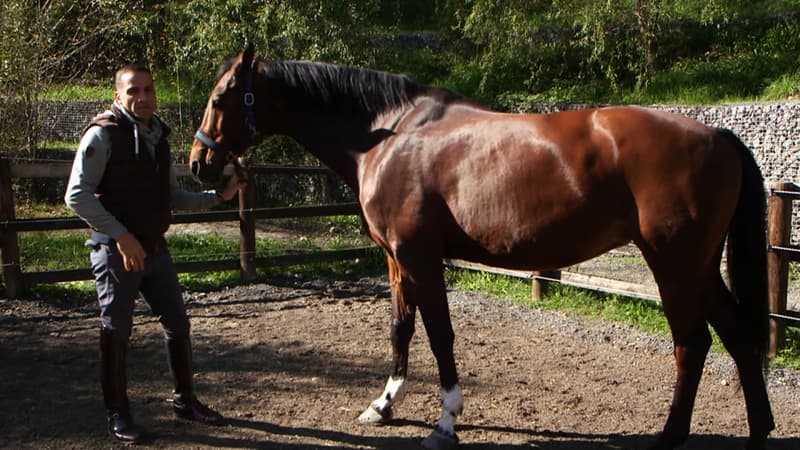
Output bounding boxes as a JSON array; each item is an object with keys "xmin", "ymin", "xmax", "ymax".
[
  {"xmin": 0, "ymin": 158, "xmax": 24, "ymax": 298},
  {"xmin": 239, "ymin": 177, "xmax": 257, "ymax": 281},
  {"xmin": 767, "ymin": 182, "xmax": 794, "ymax": 358},
  {"xmin": 532, "ymin": 269, "xmax": 561, "ymax": 301}
]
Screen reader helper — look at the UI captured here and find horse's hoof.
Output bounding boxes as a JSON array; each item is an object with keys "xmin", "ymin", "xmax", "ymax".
[
  {"xmin": 420, "ymin": 428, "xmax": 459, "ymax": 450},
  {"xmin": 358, "ymin": 404, "xmax": 392, "ymax": 425}
]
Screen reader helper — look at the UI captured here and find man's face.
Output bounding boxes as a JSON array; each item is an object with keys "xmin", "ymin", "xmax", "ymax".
[{"xmin": 115, "ymin": 70, "xmax": 157, "ymax": 123}]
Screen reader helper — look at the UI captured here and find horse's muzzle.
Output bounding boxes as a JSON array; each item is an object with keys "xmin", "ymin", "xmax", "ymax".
[{"xmin": 188, "ymin": 155, "xmax": 223, "ymax": 186}]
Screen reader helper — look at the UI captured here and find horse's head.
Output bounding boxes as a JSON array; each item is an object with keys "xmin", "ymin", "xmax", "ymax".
[{"xmin": 190, "ymin": 43, "xmax": 263, "ymax": 187}]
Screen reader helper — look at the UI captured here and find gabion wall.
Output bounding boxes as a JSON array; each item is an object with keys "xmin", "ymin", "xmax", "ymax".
[
  {"xmin": 39, "ymin": 100, "xmax": 204, "ymax": 148},
  {"xmin": 655, "ymin": 102, "xmax": 800, "ymax": 185}
]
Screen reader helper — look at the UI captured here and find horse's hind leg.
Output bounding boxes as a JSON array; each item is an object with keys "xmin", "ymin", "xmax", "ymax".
[
  {"xmin": 359, "ymin": 256, "xmax": 415, "ymax": 424},
  {"xmin": 651, "ymin": 280, "xmax": 713, "ymax": 450},
  {"xmin": 706, "ymin": 277, "xmax": 774, "ymax": 450}
]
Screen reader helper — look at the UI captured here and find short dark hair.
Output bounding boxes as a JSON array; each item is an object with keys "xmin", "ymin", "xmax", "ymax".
[{"xmin": 115, "ymin": 64, "xmax": 152, "ymax": 89}]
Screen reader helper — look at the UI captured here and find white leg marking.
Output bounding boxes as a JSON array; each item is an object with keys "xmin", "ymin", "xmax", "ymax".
[
  {"xmin": 435, "ymin": 384, "xmax": 463, "ymax": 437},
  {"xmin": 358, "ymin": 376, "xmax": 407, "ymax": 423},
  {"xmin": 373, "ymin": 376, "xmax": 407, "ymax": 411}
]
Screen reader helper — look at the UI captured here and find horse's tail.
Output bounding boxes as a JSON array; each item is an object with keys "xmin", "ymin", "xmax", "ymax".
[{"xmin": 721, "ymin": 128, "xmax": 770, "ymax": 365}]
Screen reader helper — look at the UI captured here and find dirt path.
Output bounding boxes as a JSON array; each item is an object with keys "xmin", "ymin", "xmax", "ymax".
[{"xmin": 1, "ymin": 276, "xmax": 799, "ymax": 449}]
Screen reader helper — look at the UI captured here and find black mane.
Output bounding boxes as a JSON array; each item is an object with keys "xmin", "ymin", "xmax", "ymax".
[{"xmin": 261, "ymin": 61, "xmax": 422, "ymax": 117}]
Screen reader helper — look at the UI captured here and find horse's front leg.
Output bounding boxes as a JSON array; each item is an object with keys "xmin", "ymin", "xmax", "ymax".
[
  {"xmin": 418, "ymin": 292, "xmax": 462, "ymax": 450},
  {"xmin": 414, "ymin": 263, "xmax": 462, "ymax": 450},
  {"xmin": 359, "ymin": 256, "xmax": 416, "ymax": 424}
]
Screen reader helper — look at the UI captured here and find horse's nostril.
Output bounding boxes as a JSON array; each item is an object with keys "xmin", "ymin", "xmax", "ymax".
[{"xmin": 191, "ymin": 160, "xmax": 200, "ymax": 177}]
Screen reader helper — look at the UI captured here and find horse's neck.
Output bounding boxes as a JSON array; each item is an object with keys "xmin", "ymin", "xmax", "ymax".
[
  {"xmin": 274, "ymin": 100, "xmax": 417, "ymax": 197},
  {"xmin": 285, "ymin": 115, "xmax": 367, "ymax": 194}
]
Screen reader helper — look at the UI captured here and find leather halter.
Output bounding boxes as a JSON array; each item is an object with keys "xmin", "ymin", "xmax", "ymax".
[{"xmin": 194, "ymin": 60, "xmax": 260, "ymax": 163}]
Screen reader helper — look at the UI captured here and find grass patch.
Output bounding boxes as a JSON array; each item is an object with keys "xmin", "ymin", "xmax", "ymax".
[
  {"xmin": 763, "ymin": 70, "xmax": 800, "ymax": 100},
  {"xmin": 41, "ymin": 81, "xmax": 188, "ymax": 105},
  {"xmin": 27, "ymin": 281, "xmax": 97, "ymax": 305},
  {"xmin": 15, "ymin": 229, "xmax": 383, "ymax": 293},
  {"xmin": 445, "ymin": 267, "xmax": 800, "ymax": 369},
  {"xmin": 626, "ymin": 57, "xmax": 771, "ymax": 104},
  {"xmin": 773, "ymin": 327, "xmax": 800, "ymax": 370},
  {"xmin": 446, "ymin": 267, "xmax": 671, "ymax": 336},
  {"xmin": 18, "ymin": 231, "xmax": 88, "ymax": 271},
  {"xmin": 14, "ymin": 202, "xmax": 74, "ymax": 219},
  {"xmin": 40, "ymin": 84, "xmax": 110, "ymax": 102}
]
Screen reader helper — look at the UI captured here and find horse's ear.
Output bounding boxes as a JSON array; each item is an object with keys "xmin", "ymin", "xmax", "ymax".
[{"xmin": 241, "ymin": 42, "xmax": 255, "ymax": 68}]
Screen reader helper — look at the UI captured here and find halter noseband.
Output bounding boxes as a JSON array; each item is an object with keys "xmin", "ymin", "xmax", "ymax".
[{"xmin": 194, "ymin": 60, "xmax": 260, "ymax": 163}]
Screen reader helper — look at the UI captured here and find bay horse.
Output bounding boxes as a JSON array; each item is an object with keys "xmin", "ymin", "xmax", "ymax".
[{"xmin": 189, "ymin": 45, "xmax": 774, "ymax": 450}]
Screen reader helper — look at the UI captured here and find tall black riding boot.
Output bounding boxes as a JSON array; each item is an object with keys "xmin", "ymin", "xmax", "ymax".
[
  {"xmin": 99, "ymin": 329, "xmax": 148, "ymax": 444},
  {"xmin": 166, "ymin": 337, "xmax": 225, "ymax": 425}
]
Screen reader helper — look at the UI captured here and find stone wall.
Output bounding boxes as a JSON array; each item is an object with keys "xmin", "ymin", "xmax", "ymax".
[
  {"xmin": 652, "ymin": 102, "xmax": 800, "ymax": 186},
  {"xmin": 668, "ymin": 102, "xmax": 800, "ymax": 244}
]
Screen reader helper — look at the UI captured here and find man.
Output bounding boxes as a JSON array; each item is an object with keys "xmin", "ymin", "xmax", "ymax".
[{"xmin": 65, "ymin": 63, "xmax": 244, "ymax": 444}]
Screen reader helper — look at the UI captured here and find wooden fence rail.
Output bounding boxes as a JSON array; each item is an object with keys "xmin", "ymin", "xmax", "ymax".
[
  {"xmin": 1, "ymin": 158, "xmax": 797, "ymax": 355},
  {"xmin": 0, "ymin": 158, "xmax": 367, "ymax": 297}
]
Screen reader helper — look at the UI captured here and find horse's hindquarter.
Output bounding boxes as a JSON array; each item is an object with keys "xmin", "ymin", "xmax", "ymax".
[
  {"xmin": 603, "ymin": 107, "xmax": 742, "ymax": 266},
  {"xmin": 361, "ymin": 104, "xmax": 642, "ymax": 269}
]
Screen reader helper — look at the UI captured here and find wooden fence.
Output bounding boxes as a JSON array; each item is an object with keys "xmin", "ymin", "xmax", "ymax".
[
  {"xmin": 767, "ymin": 182, "xmax": 800, "ymax": 356},
  {"xmin": 0, "ymin": 158, "xmax": 369, "ymax": 298},
  {"xmin": 1, "ymin": 158, "xmax": 798, "ymax": 354}
]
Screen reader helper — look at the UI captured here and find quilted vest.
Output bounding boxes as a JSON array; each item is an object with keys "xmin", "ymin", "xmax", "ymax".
[{"xmin": 83, "ymin": 105, "xmax": 172, "ymax": 250}]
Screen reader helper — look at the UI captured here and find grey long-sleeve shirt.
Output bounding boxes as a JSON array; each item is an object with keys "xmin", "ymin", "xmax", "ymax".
[{"xmin": 64, "ymin": 108, "xmax": 220, "ymax": 240}]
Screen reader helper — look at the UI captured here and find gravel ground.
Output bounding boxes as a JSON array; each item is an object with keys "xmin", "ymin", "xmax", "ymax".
[{"xmin": 1, "ymin": 275, "xmax": 799, "ymax": 450}]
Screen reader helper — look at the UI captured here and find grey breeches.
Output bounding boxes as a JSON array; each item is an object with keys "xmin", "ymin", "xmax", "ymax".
[{"xmin": 90, "ymin": 243, "xmax": 190, "ymax": 340}]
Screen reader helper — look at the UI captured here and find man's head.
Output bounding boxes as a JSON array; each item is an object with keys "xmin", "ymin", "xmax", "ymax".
[{"xmin": 114, "ymin": 64, "xmax": 157, "ymax": 124}]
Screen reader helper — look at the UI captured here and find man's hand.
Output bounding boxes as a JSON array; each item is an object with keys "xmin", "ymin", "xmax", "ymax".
[
  {"xmin": 116, "ymin": 232, "xmax": 147, "ymax": 272},
  {"xmin": 217, "ymin": 172, "xmax": 247, "ymax": 202}
]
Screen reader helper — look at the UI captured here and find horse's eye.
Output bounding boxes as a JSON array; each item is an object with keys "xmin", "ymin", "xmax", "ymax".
[{"xmin": 212, "ymin": 98, "xmax": 222, "ymax": 109}]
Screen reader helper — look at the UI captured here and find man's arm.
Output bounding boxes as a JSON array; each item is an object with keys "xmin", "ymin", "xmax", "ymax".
[
  {"xmin": 64, "ymin": 125, "xmax": 147, "ymax": 272},
  {"xmin": 64, "ymin": 126, "xmax": 128, "ymax": 240},
  {"xmin": 169, "ymin": 165, "xmax": 245, "ymax": 210}
]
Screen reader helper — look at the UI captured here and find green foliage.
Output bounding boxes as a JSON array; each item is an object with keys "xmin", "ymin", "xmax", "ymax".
[
  {"xmin": 158, "ymin": 0, "xmax": 389, "ymax": 105},
  {"xmin": 451, "ymin": 0, "xmax": 800, "ymax": 107},
  {"xmin": 3, "ymin": 1, "xmax": 800, "ymax": 152},
  {"xmin": 0, "ymin": 1, "xmax": 39, "ymax": 151},
  {"xmin": 773, "ymin": 327, "xmax": 800, "ymax": 370}
]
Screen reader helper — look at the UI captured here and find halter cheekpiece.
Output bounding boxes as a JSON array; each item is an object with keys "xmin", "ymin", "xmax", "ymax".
[{"xmin": 194, "ymin": 59, "xmax": 259, "ymax": 163}]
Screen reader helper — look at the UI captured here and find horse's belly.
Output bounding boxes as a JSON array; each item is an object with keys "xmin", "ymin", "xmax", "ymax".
[{"xmin": 444, "ymin": 217, "xmax": 634, "ymax": 270}]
